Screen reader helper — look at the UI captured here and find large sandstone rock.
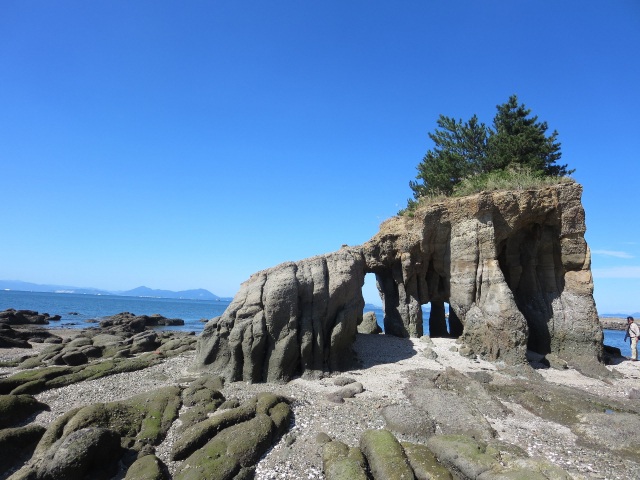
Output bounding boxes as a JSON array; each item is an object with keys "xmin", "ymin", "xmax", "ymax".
[
  {"xmin": 196, "ymin": 183, "xmax": 603, "ymax": 381},
  {"xmin": 196, "ymin": 249, "xmax": 366, "ymax": 382}
]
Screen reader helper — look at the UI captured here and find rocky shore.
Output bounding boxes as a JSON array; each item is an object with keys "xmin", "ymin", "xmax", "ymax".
[
  {"xmin": 599, "ymin": 317, "xmax": 631, "ymax": 331},
  {"xmin": 2, "ymin": 312, "xmax": 640, "ymax": 479}
]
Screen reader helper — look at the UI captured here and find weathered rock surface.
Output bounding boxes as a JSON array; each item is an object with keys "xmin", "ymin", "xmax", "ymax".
[
  {"xmin": 0, "ymin": 394, "xmax": 49, "ymax": 428},
  {"xmin": 358, "ymin": 311, "xmax": 382, "ymax": 334},
  {"xmin": 0, "ymin": 323, "xmax": 197, "ymax": 396},
  {"xmin": 196, "ymin": 248, "xmax": 366, "ymax": 382},
  {"xmin": 3, "ymin": 358, "xmax": 291, "ymax": 480},
  {"xmin": 0, "ymin": 310, "xmax": 60, "ymax": 326},
  {"xmin": 99, "ymin": 312, "xmax": 185, "ymax": 333},
  {"xmin": 197, "ymin": 183, "xmax": 603, "ymax": 382},
  {"xmin": 3, "ymin": 329, "xmax": 640, "ymax": 479}
]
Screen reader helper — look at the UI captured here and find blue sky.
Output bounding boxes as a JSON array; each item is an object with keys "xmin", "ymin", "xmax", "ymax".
[{"xmin": 1, "ymin": 1, "xmax": 639, "ymax": 313}]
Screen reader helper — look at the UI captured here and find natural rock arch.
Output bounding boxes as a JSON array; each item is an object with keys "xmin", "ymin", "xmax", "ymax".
[{"xmin": 195, "ymin": 183, "xmax": 603, "ymax": 382}]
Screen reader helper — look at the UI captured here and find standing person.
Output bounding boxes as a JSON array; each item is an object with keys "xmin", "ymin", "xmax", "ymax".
[{"xmin": 624, "ymin": 316, "xmax": 640, "ymax": 361}]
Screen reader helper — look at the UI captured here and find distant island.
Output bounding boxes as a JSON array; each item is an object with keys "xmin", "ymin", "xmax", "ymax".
[{"xmin": 0, "ymin": 280, "xmax": 231, "ymax": 301}]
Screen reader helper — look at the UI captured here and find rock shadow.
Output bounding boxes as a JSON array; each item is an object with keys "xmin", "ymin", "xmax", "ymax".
[{"xmin": 352, "ymin": 333, "xmax": 417, "ymax": 369}]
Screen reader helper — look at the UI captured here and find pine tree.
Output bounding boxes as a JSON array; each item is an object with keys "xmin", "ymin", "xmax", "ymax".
[
  {"xmin": 408, "ymin": 95, "xmax": 572, "ymax": 208},
  {"xmin": 487, "ymin": 95, "xmax": 570, "ymax": 176},
  {"xmin": 409, "ymin": 114, "xmax": 488, "ymax": 197}
]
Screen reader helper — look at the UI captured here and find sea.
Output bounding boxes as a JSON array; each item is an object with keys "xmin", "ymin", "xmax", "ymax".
[{"xmin": 0, "ymin": 290, "xmax": 630, "ymax": 355}]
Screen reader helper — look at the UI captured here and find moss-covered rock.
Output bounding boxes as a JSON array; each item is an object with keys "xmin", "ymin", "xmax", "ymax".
[
  {"xmin": 125, "ymin": 454, "xmax": 168, "ymax": 480},
  {"xmin": 182, "ymin": 375, "xmax": 225, "ymax": 407},
  {"xmin": 171, "ymin": 392, "xmax": 291, "ymax": 479},
  {"xmin": 268, "ymin": 400, "xmax": 292, "ymax": 437},
  {"xmin": 14, "ymin": 387, "xmax": 181, "ymax": 480},
  {"xmin": 322, "ymin": 440, "xmax": 368, "ymax": 480},
  {"xmin": 59, "ymin": 385, "xmax": 181, "ymax": 450},
  {"xmin": 174, "ymin": 438, "xmax": 238, "ymax": 480},
  {"xmin": 426, "ymin": 434, "xmax": 499, "ymax": 479},
  {"xmin": 486, "ymin": 379, "xmax": 638, "ymax": 428},
  {"xmin": 0, "ymin": 366, "xmax": 74, "ymax": 394},
  {"xmin": 16, "ymin": 356, "xmax": 43, "ymax": 369},
  {"xmin": 37, "ymin": 426, "xmax": 123, "ymax": 480},
  {"xmin": 0, "ymin": 424, "xmax": 46, "ymax": 473},
  {"xmin": 572, "ymin": 412, "xmax": 640, "ymax": 460},
  {"xmin": 359, "ymin": 429, "xmax": 414, "ymax": 480},
  {"xmin": 0, "ymin": 394, "xmax": 48, "ymax": 427},
  {"xmin": 401, "ymin": 442, "xmax": 453, "ymax": 480},
  {"xmin": 8, "ymin": 355, "xmax": 163, "ymax": 395},
  {"xmin": 478, "ymin": 457, "xmax": 573, "ymax": 480},
  {"xmin": 156, "ymin": 335, "xmax": 197, "ymax": 357},
  {"xmin": 175, "ymin": 413, "xmax": 275, "ymax": 480},
  {"xmin": 171, "ymin": 400, "xmax": 256, "ymax": 460}
]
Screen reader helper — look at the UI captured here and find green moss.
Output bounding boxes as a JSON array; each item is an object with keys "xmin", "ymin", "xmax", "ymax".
[
  {"xmin": 402, "ymin": 442, "xmax": 453, "ymax": 480},
  {"xmin": 182, "ymin": 375, "xmax": 224, "ymax": 407},
  {"xmin": 35, "ymin": 406, "xmax": 83, "ymax": 455},
  {"xmin": 17, "ymin": 357, "xmax": 43, "ymax": 369},
  {"xmin": 255, "ymin": 392, "xmax": 282, "ymax": 414},
  {"xmin": 0, "ymin": 394, "xmax": 48, "ymax": 428},
  {"xmin": 174, "ymin": 438, "xmax": 238, "ymax": 480},
  {"xmin": 11, "ymin": 356, "xmax": 162, "ymax": 395},
  {"xmin": 325, "ymin": 458, "xmax": 369, "ymax": 480},
  {"xmin": 137, "ymin": 386, "xmax": 182, "ymax": 446},
  {"xmin": 216, "ymin": 413, "xmax": 274, "ymax": 467},
  {"xmin": 38, "ymin": 386, "xmax": 181, "ymax": 456},
  {"xmin": 322, "ymin": 440, "xmax": 350, "ymax": 469},
  {"xmin": 0, "ymin": 366, "xmax": 74, "ymax": 394},
  {"xmin": 0, "ymin": 360, "xmax": 20, "ymax": 368},
  {"xmin": 0, "ymin": 424, "xmax": 46, "ymax": 473},
  {"xmin": 359, "ymin": 429, "xmax": 414, "ymax": 480},
  {"xmin": 426, "ymin": 434, "xmax": 499, "ymax": 479},
  {"xmin": 171, "ymin": 401, "xmax": 256, "ymax": 461},
  {"xmin": 124, "ymin": 454, "xmax": 167, "ymax": 480},
  {"xmin": 268, "ymin": 401, "xmax": 292, "ymax": 437}
]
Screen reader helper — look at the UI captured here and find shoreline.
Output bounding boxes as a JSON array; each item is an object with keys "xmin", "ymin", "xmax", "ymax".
[{"xmin": 599, "ymin": 316, "xmax": 631, "ymax": 331}]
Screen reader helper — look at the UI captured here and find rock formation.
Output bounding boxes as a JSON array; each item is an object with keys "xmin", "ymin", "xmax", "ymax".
[{"xmin": 196, "ymin": 182, "xmax": 603, "ymax": 382}]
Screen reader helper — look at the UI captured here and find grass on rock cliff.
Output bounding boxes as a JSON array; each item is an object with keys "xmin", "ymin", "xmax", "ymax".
[{"xmin": 400, "ymin": 165, "xmax": 574, "ymax": 216}]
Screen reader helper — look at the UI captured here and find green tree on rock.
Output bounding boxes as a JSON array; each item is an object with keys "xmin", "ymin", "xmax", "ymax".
[
  {"xmin": 487, "ymin": 95, "xmax": 566, "ymax": 175},
  {"xmin": 409, "ymin": 114, "xmax": 488, "ymax": 198},
  {"xmin": 407, "ymin": 95, "xmax": 573, "ymax": 210}
]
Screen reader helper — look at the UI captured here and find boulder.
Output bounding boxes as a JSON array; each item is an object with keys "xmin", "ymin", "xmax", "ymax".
[
  {"xmin": 0, "ymin": 309, "xmax": 51, "ymax": 325},
  {"xmin": 173, "ymin": 393, "xmax": 292, "ymax": 480},
  {"xmin": 0, "ymin": 424, "xmax": 46, "ymax": 474},
  {"xmin": 125, "ymin": 454, "xmax": 168, "ymax": 480},
  {"xmin": 322, "ymin": 440, "xmax": 368, "ymax": 480},
  {"xmin": 36, "ymin": 427, "xmax": 122, "ymax": 480},
  {"xmin": 359, "ymin": 429, "xmax": 414, "ymax": 480},
  {"xmin": 358, "ymin": 311, "xmax": 382, "ymax": 334},
  {"xmin": 0, "ymin": 394, "xmax": 49, "ymax": 428}
]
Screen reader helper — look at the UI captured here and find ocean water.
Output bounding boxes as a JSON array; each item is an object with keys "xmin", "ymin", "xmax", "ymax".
[
  {"xmin": 0, "ymin": 290, "xmax": 628, "ymax": 354},
  {"xmin": 0, "ymin": 290, "xmax": 229, "ymax": 333}
]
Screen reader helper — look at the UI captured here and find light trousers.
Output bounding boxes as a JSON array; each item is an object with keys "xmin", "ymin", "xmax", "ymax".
[{"xmin": 632, "ymin": 336, "xmax": 638, "ymax": 360}]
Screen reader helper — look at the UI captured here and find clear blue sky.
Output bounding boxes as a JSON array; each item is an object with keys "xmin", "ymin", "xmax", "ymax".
[{"xmin": 1, "ymin": 1, "xmax": 638, "ymax": 313}]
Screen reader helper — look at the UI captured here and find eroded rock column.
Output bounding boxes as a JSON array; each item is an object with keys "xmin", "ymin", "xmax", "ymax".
[{"xmin": 195, "ymin": 248, "xmax": 365, "ymax": 382}]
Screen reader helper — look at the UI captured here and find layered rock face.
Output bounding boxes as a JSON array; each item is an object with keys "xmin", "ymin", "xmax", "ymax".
[
  {"xmin": 196, "ymin": 249, "xmax": 366, "ymax": 382},
  {"xmin": 196, "ymin": 182, "xmax": 603, "ymax": 381}
]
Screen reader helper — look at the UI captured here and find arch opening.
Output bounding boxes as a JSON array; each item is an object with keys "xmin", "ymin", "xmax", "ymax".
[{"xmin": 425, "ymin": 301, "xmax": 463, "ymax": 338}]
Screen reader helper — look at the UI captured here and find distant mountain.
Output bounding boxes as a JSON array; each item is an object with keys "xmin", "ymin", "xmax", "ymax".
[
  {"xmin": 0, "ymin": 280, "xmax": 226, "ymax": 301},
  {"xmin": 116, "ymin": 286, "xmax": 221, "ymax": 300}
]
